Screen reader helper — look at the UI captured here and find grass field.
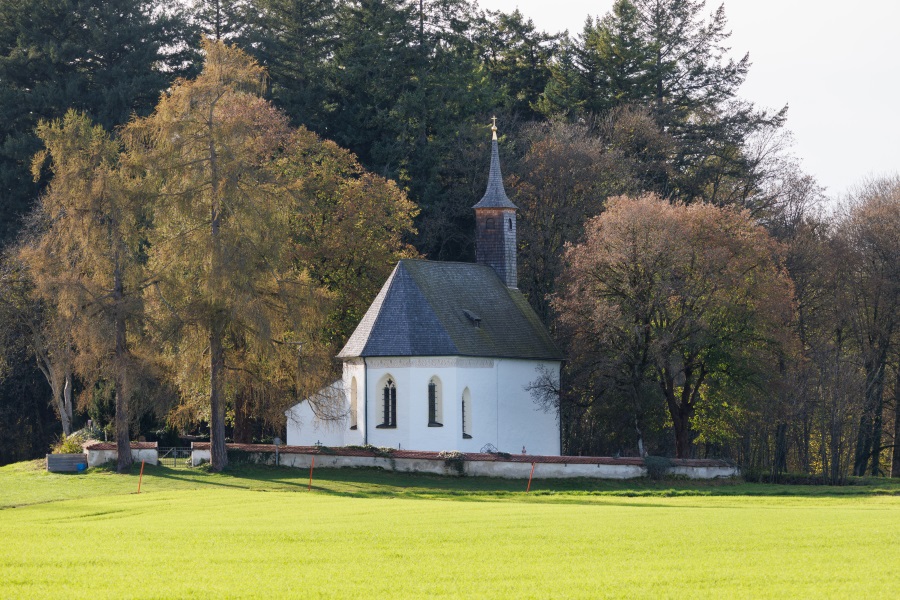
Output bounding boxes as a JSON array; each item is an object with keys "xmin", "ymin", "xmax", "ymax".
[{"xmin": 1, "ymin": 461, "xmax": 899, "ymax": 598}]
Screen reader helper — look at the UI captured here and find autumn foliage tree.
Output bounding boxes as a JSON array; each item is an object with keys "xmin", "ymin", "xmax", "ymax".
[
  {"xmin": 554, "ymin": 194, "xmax": 795, "ymax": 458},
  {"xmin": 122, "ymin": 39, "xmax": 417, "ymax": 467},
  {"xmin": 21, "ymin": 111, "xmax": 147, "ymax": 472}
]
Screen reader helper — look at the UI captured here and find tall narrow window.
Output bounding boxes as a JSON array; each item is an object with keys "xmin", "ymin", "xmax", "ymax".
[
  {"xmin": 349, "ymin": 377, "xmax": 358, "ymax": 430},
  {"xmin": 461, "ymin": 388, "xmax": 472, "ymax": 439},
  {"xmin": 377, "ymin": 378, "xmax": 396, "ymax": 428},
  {"xmin": 428, "ymin": 377, "xmax": 443, "ymax": 427}
]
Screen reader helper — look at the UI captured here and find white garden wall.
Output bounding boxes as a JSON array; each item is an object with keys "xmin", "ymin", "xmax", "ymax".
[
  {"xmin": 83, "ymin": 443, "xmax": 158, "ymax": 467},
  {"xmin": 191, "ymin": 443, "xmax": 738, "ymax": 480}
]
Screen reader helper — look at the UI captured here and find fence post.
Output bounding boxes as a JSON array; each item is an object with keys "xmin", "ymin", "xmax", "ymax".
[{"xmin": 137, "ymin": 460, "xmax": 145, "ymax": 494}]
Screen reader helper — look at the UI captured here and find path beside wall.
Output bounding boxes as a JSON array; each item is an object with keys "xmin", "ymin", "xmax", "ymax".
[{"xmin": 191, "ymin": 443, "xmax": 737, "ymax": 480}]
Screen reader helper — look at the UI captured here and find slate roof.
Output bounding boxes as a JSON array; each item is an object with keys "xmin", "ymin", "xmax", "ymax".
[
  {"xmin": 472, "ymin": 138, "xmax": 517, "ymax": 209},
  {"xmin": 338, "ymin": 259, "xmax": 563, "ymax": 360}
]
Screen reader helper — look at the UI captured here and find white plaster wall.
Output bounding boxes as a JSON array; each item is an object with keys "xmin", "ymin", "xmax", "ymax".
[
  {"xmin": 192, "ymin": 449, "xmax": 211, "ymax": 466},
  {"xmin": 188, "ymin": 449, "xmax": 736, "ymax": 480},
  {"xmin": 285, "ymin": 356, "xmax": 561, "ymax": 455},
  {"xmin": 86, "ymin": 448, "xmax": 158, "ymax": 467},
  {"xmin": 285, "ymin": 375, "xmax": 365, "ymax": 447},
  {"xmin": 668, "ymin": 465, "xmax": 738, "ymax": 478},
  {"xmin": 364, "ymin": 357, "xmax": 502, "ymax": 452},
  {"xmin": 496, "ymin": 359, "xmax": 561, "ymax": 456},
  {"xmin": 363, "ymin": 356, "xmax": 561, "ymax": 454}
]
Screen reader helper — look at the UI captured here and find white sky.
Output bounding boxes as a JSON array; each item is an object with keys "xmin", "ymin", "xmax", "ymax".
[{"xmin": 478, "ymin": 0, "xmax": 900, "ymax": 200}]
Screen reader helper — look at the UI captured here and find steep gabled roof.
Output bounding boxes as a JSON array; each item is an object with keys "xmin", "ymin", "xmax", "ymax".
[{"xmin": 338, "ymin": 259, "xmax": 562, "ymax": 360}]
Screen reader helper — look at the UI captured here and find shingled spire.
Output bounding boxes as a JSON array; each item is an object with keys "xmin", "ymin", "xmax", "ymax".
[{"xmin": 473, "ymin": 118, "xmax": 518, "ymax": 288}]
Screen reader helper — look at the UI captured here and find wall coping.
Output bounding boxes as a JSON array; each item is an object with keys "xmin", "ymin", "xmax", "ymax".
[
  {"xmin": 83, "ymin": 441, "xmax": 158, "ymax": 451},
  {"xmin": 190, "ymin": 442, "xmax": 732, "ymax": 468}
]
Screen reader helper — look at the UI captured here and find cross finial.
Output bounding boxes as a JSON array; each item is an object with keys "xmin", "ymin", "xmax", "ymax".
[{"xmin": 491, "ymin": 116, "xmax": 498, "ymax": 141}]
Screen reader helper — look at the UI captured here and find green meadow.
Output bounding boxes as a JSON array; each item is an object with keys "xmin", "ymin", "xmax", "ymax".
[{"xmin": 1, "ymin": 461, "xmax": 899, "ymax": 599}]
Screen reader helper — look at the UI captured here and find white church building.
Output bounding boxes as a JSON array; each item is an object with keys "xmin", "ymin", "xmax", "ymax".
[{"xmin": 286, "ymin": 124, "xmax": 563, "ymax": 455}]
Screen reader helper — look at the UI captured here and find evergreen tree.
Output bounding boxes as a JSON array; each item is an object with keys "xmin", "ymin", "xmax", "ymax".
[
  {"xmin": 476, "ymin": 10, "xmax": 559, "ymax": 122},
  {"xmin": 0, "ymin": 0, "xmax": 191, "ymax": 247}
]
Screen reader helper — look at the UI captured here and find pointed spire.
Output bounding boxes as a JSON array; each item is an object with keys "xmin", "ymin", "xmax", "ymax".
[{"xmin": 473, "ymin": 118, "xmax": 517, "ymax": 209}]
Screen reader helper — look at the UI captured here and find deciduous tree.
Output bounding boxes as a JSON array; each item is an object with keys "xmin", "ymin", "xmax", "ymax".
[{"xmin": 554, "ymin": 194, "xmax": 795, "ymax": 458}]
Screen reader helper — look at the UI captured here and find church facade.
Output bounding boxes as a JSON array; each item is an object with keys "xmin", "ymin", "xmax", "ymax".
[{"xmin": 286, "ymin": 125, "xmax": 563, "ymax": 455}]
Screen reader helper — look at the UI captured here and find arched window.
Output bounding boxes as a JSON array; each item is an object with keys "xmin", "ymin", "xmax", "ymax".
[
  {"xmin": 461, "ymin": 388, "xmax": 472, "ymax": 439},
  {"xmin": 428, "ymin": 377, "xmax": 443, "ymax": 427},
  {"xmin": 349, "ymin": 377, "xmax": 358, "ymax": 430},
  {"xmin": 486, "ymin": 217, "xmax": 496, "ymax": 229},
  {"xmin": 377, "ymin": 378, "xmax": 397, "ymax": 428}
]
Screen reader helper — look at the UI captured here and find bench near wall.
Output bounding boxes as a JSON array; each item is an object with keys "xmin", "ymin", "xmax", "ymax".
[{"xmin": 191, "ymin": 443, "xmax": 737, "ymax": 480}]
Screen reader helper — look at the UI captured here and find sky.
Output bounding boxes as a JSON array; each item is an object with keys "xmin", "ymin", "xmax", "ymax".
[{"xmin": 478, "ymin": 0, "xmax": 900, "ymax": 200}]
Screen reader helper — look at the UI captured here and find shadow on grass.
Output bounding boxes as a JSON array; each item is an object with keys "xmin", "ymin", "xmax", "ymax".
[{"xmin": 78, "ymin": 461, "xmax": 900, "ymax": 507}]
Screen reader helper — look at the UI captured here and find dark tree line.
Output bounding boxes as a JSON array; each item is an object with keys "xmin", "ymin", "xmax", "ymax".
[{"xmin": 0, "ymin": 0, "xmax": 896, "ymax": 480}]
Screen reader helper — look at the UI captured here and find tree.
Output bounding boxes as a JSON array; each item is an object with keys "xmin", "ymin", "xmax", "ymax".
[
  {"xmin": 0, "ymin": 258, "xmax": 75, "ymax": 436},
  {"xmin": 284, "ymin": 128, "xmax": 418, "ymax": 344},
  {"xmin": 476, "ymin": 9, "xmax": 559, "ymax": 122},
  {"xmin": 576, "ymin": 3, "xmax": 654, "ymax": 116},
  {"xmin": 250, "ymin": 0, "xmax": 339, "ymax": 132},
  {"xmin": 0, "ymin": 0, "xmax": 191, "ymax": 248},
  {"xmin": 835, "ymin": 177, "xmax": 900, "ymax": 475},
  {"xmin": 22, "ymin": 111, "xmax": 148, "ymax": 472},
  {"xmin": 126, "ymin": 39, "xmax": 341, "ymax": 470},
  {"xmin": 554, "ymin": 194, "xmax": 794, "ymax": 458},
  {"xmin": 505, "ymin": 121, "xmax": 612, "ymax": 322}
]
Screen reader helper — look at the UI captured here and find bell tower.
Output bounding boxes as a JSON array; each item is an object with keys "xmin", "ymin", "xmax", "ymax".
[{"xmin": 473, "ymin": 118, "xmax": 518, "ymax": 288}]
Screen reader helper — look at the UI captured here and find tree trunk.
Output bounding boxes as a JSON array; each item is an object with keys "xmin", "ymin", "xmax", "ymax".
[
  {"xmin": 233, "ymin": 388, "xmax": 253, "ymax": 444},
  {"xmin": 209, "ymin": 326, "xmax": 227, "ymax": 471},
  {"xmin": 774, "ymin": 423, "xmax": 788, "ymax": 480},
  {"xmin": 892, "ymin": 367, "xmax": 900, "ymax": 478},
  {"xmin": 870, "ymin": 364, "xmax": 886, "ymax": 476},
  {"xmin": 114, "ymin": 266, "xmax": 132, "ymax": 473},
  {"xmin": 63, "ymin": 369, "xmax": 74, "ymax": 434},
  {"xmin": 854, "ymin": 358, "xmax": 885, "ymax": 475},
  {"xmin": 207, "ymin": 100, "xmax": 228, "ymax": 472},
  {"xmin": 34, "ymin": 337, "xmax": 71, "ymax": 436}
]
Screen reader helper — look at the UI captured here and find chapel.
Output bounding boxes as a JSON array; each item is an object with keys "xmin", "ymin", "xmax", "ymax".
[{"xmin": 286, "ymin": 123, "xmax": 563, "ymax": 455}]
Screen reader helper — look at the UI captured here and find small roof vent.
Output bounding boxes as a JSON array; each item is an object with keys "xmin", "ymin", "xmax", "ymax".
[{"xmin": 462, "ymin": 309, "xmax": 482, "ymax": 328}]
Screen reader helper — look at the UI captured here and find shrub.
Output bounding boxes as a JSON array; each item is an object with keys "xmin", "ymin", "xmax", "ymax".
[
  {"xmin": 438, "ymin": 450, "xmax": 466, "ymax": 476},
  {"xmin": 51, "ymin": 433, "xmax": 85, "ymax": 454},
  {"xmin": 643, "ymin": 456, "xmax": 672, "ymax": 480}
]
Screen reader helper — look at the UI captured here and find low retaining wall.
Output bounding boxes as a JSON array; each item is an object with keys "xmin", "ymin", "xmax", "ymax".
[
  {"xmin": 82, "ymin": 441, "xmax": 159, "ymax": 467},
  {"xmin": 191, "ymin": 443, "xmax": 737, "ymax": 479},
  {"xmin": 46, "ymin": 453, "xmax": 88, "ymax": 472}
]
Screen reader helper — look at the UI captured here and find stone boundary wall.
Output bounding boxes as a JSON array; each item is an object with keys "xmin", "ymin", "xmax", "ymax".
[
  {"xmin": 191, "ymin": 443, "xmax": 737, "ymax": 480},
  {"xmin": 82, "ymin": 441, "xmax": 159, "ymax": 467}
]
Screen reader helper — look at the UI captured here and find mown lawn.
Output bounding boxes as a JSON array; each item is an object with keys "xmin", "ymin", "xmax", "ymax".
[{"xmin": 1, "ymin": 461, "xmax": 899, "ymax": 599}]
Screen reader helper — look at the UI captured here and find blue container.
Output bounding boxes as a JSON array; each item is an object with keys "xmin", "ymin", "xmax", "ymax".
[{"xmin": 76, "ymin": 463, "xmax": 87, "ymax": 472}]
